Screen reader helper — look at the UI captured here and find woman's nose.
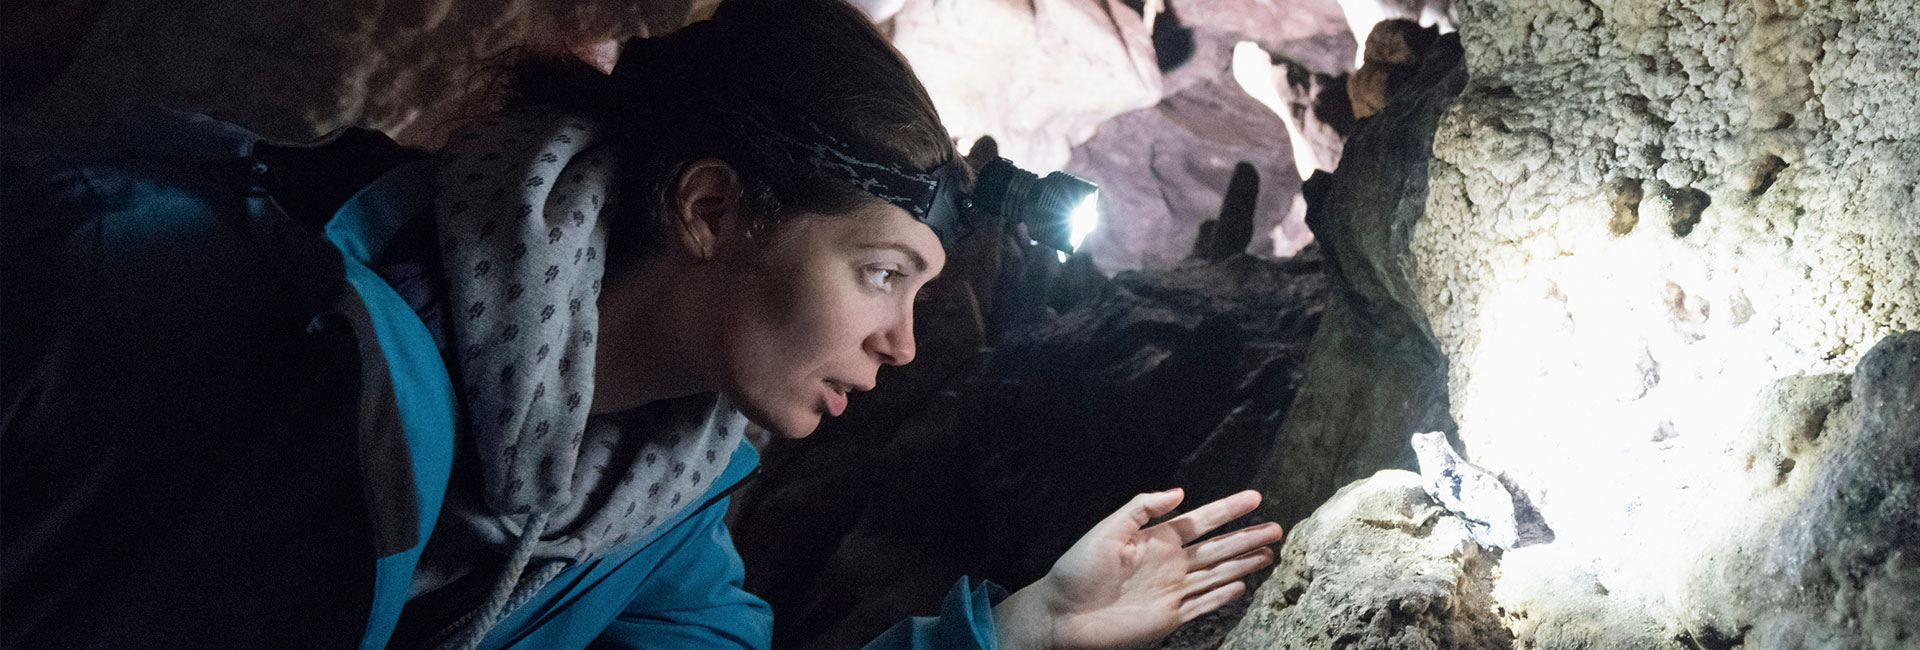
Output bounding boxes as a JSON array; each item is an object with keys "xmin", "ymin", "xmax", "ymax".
[{"xmin": 868, "ymin": 313, "xmax": 916, "ymax": 366}]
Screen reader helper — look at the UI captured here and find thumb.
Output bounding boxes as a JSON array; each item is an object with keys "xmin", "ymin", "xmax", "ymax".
[{"xmin": 1097, "ymin": 488, "xmax": 1185, "ymax": 535}]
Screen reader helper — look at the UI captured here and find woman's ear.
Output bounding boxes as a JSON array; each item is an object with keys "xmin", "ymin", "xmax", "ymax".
[{"xmin": 670, "ymin": 159, "xmax": 744, "ymax": 262}]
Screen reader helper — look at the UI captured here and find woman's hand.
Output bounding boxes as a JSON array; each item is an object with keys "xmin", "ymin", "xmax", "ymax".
[{"xmin": 993, "ymin": 489, "xmax": 1285, "ymax": 650}]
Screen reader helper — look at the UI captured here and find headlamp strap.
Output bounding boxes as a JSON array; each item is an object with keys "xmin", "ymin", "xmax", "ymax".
[{"xmin": 745, "ymin": 108, "xmax": 976, "ymax": 249}]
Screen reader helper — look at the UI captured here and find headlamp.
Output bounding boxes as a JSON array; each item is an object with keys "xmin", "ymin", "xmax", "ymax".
[
  {"xmin": 718, "ymin": 101, "xmax": 1100, "ymax": 256},
  {"xmin": 919, "ymin": 157, "xmax": 1101, "ymax": 255}
]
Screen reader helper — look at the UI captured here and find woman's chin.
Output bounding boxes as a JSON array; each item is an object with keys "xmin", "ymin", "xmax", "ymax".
[
  {"xmin": 736, "ymin": 400, "xmax": 823, "ymax": 441},
  {"xmin": 719, "ymin": 387, "xmax": 822, "ymax": 440}
]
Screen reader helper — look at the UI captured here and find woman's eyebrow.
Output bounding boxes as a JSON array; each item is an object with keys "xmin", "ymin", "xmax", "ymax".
[{"xmin": 855, "ymin": 243, "xmax": 929, "ymax": 274}]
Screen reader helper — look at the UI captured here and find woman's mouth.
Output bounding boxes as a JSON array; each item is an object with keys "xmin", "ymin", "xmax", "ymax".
[{"xmin": 822, "ymin": 381, "xmax": 849, "ymax": 417}]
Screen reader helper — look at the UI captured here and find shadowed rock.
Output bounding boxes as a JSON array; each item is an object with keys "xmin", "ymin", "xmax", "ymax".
[
  {"xmin": 1249, "ymin": 33, "xmax": 1463, "ymax": 531},
  {"xmin": 1189, "ymin": 161, "xmax": 1261, "ymax": 263}
]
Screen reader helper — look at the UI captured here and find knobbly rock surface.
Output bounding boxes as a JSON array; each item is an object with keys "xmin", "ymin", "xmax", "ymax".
[
  {"xmin": 1398, "ymin": 0, "xmax": 1920, "ymax": 646},
  {"xmin": 1220, "ymin": 470, "xmax": 1511, "ymax": 650},
  {"xmin": 1677, "ymin": 332, "xmax": 1920, "ymax": 650}
]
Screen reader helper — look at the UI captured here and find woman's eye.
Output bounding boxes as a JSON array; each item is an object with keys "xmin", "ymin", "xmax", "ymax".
[{"xmin": 866, "ymin": 267, "xmax": 903, "ymax": 290}]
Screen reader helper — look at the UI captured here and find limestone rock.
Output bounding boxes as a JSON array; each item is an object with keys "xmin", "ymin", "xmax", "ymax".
[
  {"xmin": 1189, "ymin": 162, "xmax": 1261, "ymax": 263},
  {"xmin": 1220, "ymin": 470, "xmax": 1512, "ymax": 650},
  {"xmin": 2, "ymin": 0, "xmax": 712, "ymax": 145},
  {"xmin": 1404, "ymin": 0, "xmax": 1920, "ymax": 645},
  {"xmin": 1250, "ymin": 32, "xmax": 1464, "ymax": 531},
  {"xmin": 1410, "ymin": 431, "xmax": 1553, "ymax": 551},
  {"xmin": 1679, "ymin": 332, "xmax": 1920, "ymax": 650},
  {"xmin": 1348, "ymin": 19, "xmax": 1440, "ymax": 118},
  {"xmin": 1169, "ymin": 0, "xmax": 1357, "ymax": 76},
  {"xmin": 1066, "ymin": 62, "xmax": 1302, "ymax": 271},
  {"xmin": 888, "ymin": 0, "xmax": 1162, "ymax": 172}
]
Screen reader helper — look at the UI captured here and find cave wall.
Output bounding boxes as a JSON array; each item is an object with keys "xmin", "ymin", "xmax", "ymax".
[
  {"xmin": 14, "ymin": 0, "xmax": 1916, "ymax": 647},
  {"xmin": 1231, "ymin": 0, "xmax": 1918, "ymax": 647},
  {"xmin": 1418, "ymin": 0, "xmax": 1918, "ymax": 645},
  {"xmin": 1, "ymin": 0, "xmax": 716, "ymax": 144},
  {"xmin": 888, "ymin": 0, "xmax": 1163, "ymax": 173}
]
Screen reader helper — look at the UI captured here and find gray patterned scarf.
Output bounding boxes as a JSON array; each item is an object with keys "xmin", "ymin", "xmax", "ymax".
[{"xmin": 427, "ymin": 108, "xmax": 742, "ymax": 649}]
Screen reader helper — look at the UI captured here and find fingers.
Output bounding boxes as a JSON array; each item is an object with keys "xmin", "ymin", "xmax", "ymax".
[
  {"xmin": 1161, "ymin": 490, "xmax": 1263, "ymax": 545},
  {"xmin": 1178, "ymin": 580, "xmax": 1248, "ymax": 623},
  {"xmin": 1183, "ymin": 547, "xmax": 1273, "ymax": 594},
  {"xmin": 1186, "ymin": 521, "xmax": 1284, "ymax": 567},
  {"xmin": 1095, "ymin": 488, "xmax": 1187, "ymax": 537}
]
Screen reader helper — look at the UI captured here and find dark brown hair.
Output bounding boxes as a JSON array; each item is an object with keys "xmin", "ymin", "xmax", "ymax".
[{"xmin": 496, "ymin": 0, "xmax": 963, "ymax": 266}]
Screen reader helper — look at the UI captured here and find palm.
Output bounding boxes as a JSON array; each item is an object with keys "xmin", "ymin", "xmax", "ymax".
[{"xmin": 1026, "ymin": 490, "xmax": 1285, "ymax": 650}]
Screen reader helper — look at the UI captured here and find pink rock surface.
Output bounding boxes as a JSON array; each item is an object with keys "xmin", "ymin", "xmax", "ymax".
[
  {"xmin": 1066, "ymin": 61, "xmax": 1303, "ymax": 271},
  {"xmin": 888, "ymin": 0, "xmax": 1162, "ymax": 171},
  {"xmin": 1171, "ymin": 0, "xmax": 1356, "ymax": 75}
]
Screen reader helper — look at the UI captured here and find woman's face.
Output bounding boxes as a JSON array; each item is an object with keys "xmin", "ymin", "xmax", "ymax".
[{"xmin": 709, "ymin": 202, "xmax": 946, "ymax": 438}]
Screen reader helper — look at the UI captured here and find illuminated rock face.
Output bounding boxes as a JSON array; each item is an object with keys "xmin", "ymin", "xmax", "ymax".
[
  {"xmin": 1701, "ymin": 333, "xmax": 1920, "ymax": 649},
  {"xmin": 1220, "ymin": 470, "xmax": 1511, "ymax": 650},
  {"xmin": 887, "ymin": 0, "xmax": 1163, "ymax": 172},
  {"xmin": 1403, "ymin": 0, "xmax": 1919, "ymax": 646}
]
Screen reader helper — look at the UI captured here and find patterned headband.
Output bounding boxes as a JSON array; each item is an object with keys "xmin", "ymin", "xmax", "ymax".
[
  {"xmin": 613, "ymin": 28, "xmax": 976, "ymax": 249},
  {"xmin": 754, "ymin": 115, "xmax": 975, "ymax": 248}
]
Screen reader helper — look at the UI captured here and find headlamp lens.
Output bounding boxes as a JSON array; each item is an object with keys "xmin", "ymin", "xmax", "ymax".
[
  {"xmin": 1068, "ymin": 191, "xmax": 1101, "ymax": 253},
  {"xmin": 942, "ymin": 158, "xmax": 1100, "ymax": 256}
]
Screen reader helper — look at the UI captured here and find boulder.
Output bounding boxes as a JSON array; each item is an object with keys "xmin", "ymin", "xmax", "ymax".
[
  {"xmin": 1678, "ymin": 332, "xmax": 1920, "ymax": 649},
  {"xmin": 1220, "ymin": 470, "xmax": 1511, "ymax": 650}
]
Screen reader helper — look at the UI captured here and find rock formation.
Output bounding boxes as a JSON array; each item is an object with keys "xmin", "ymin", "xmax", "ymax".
[
  {"xmin": 1, "ymin": 0, "xmax": 715, "ymax": 145},
  {"xmin": 1221, "ymin": 470, "xmax": 1511, "ymax": 650},
  {"xmin": 1403, "ymin": 0, "xmax": 1918, "ymax": 645},
  {"xmin": 8, "ymin": 0, "xmax": 1919, "ymax": 648},
  {"xmin": 888, "ymin": 0, "xmax": 1163, "ymax": 172},
  {"xmin": 1249, "ymin": 31, "xmax": 1465, "ymax": 531},
  {"xmin": 1065, "ymin": 37, "xmax": 1306, "ymax": 270},
  {"xmin": 1235, "ymin": 0, "xmax": 1920, "ymax": 647}
]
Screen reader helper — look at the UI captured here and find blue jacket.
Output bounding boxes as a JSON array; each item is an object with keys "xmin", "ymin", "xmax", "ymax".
[{"xmin": 1, "ymin": 111, "xmax": 1001, "ymax": 650}]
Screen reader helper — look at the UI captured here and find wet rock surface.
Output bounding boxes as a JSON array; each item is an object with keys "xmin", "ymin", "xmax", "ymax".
[{"xmin": 1221, "ymin": 470, "xmax": 1511, "ymax": 650}]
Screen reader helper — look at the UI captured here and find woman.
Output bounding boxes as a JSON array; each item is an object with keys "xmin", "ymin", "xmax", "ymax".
[{"xmin": 0, "ymin": 0, "xmax": 1283, "ymax": 648}]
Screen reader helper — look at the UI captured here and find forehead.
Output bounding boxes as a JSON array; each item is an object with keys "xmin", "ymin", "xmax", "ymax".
[{"xmin": 786, "ymin": 202, "xmax": 946, "ymax": 272}]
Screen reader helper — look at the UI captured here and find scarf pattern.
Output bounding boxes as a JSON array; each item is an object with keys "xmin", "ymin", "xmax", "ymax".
[{"xmin": 429, "ymin": 108, "xmax": 740, "ymax": 649}]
